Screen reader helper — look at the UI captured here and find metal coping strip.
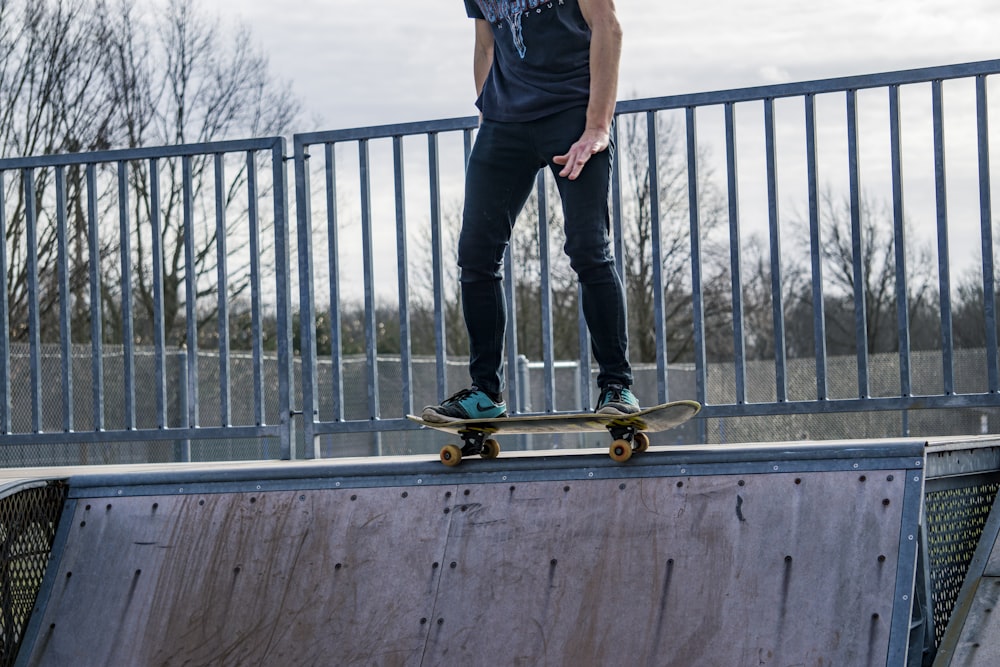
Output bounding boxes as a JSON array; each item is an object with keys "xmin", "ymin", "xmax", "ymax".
[{"xmin": 52, "ymin": 441, "xmax": 927, "ymax": 499}]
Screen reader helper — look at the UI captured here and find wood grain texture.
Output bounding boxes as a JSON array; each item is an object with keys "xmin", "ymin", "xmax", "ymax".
[{"xmin": 25, "ymin": 462, "xmax": 907, "ymax": 666}]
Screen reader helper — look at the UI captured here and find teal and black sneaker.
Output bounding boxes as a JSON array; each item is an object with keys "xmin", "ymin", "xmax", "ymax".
[
  {"xmin": 421, "ymin": 386, "xmax": 507, "ymax": 423},
  {"xmin": 595, "ymin": 383, "xmax": 641, "ymax": 416}
]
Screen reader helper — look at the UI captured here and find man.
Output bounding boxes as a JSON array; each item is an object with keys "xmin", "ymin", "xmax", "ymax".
[{"xmin": 421, "ymin": 0, "xmax": 638, "ymax": 423}]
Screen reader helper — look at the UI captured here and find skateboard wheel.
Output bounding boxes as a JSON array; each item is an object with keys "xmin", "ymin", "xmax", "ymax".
[
  {"xmin": 440, "ymin": 444, "xmax": 462, "ymax": 466},
  {"xmin": 634, "ymin": 432, "xmax": 650, "ymax": 453},
  {"xmin": 481, "ymin": 439, "xmax": 501, "ymax": 459},
  {"xmin": 609, "ymin": 439, "xmax": 633, "ymax": 462}
]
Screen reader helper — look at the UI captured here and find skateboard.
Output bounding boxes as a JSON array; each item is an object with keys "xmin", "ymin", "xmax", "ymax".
[{"xmin": 407, "ymin": 400, "xmax": 700, "ymax": 466}]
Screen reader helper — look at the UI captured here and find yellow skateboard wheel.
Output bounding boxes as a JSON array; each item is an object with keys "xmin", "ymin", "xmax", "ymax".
[
  {"xmin": 481, "ymin": 439, "xmax": 501, "ymax": 459},
  {"xmin": 634, "ymin": 432, "xmax": 650, "ymax": 453},
  {"xmin": 440, "ymin": 444, "xmax": 462, "ymax": 466},
  {"xmin": 609, "ymin": 439, "xmax": 632, "ymax": 462}
]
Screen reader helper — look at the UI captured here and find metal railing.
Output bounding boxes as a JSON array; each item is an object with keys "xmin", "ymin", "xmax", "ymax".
[
  {"xmin": 295, "ymin": 59, "xmax": 1000, "ymax": 453},
  {"xmin": 0, "ymin": 138, "xmax": 295, "ymax": 460},
  {"xmin": 640, "ymin": 60, "xmax": 1000, "ymax": 419},
  {"xmin": 2, "ymin": 59, "xmax": 1000, "ymax": 461}
]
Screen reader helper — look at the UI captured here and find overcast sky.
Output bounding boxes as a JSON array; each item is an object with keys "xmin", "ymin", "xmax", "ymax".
[{"xmin": 199, "ymin": 0, "xmax": 1000, "ymax": 131}]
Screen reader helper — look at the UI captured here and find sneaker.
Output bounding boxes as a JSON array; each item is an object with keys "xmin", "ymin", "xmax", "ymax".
[
  {"xmin": 421, "ymin": 386, "xmax": 508, "ymax": 423},
  {"xmin": 595, "ymin": 383, "xmax": 641, "ymax": 415}
]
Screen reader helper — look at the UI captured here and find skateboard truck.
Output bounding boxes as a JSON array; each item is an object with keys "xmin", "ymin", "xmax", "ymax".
[
  {"xmin": 439, "ymin": 426, "xmax": 501, "ymax": 466},
  {"xmin": 440, "ymin": 422, "xmax": 650, "ymax": 466},
  {"xmin": 607, "ymin": 424, "xmax": 650, "ymax": 462}
]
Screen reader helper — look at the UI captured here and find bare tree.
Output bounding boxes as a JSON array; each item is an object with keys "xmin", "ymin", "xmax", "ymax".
[
  {"xmin": 614, "ymin": 112, "xmax": 730, "ymax": 364},
  {"xmin": 0, "ymin": 0, "xmax": 299, "ymax": 350},
  {"xmin": 788, "ymin": 189, "xmax": 937, "ymax": 356},
  {"xmin": 953, "ymin": 266, "xmax": 1000, "ymax": 350},
  {"xmin": 0, "ymin": 0, "xmax": 117, "ymax": 341},
  {"xmin": 97, "ymin": 0, "xmax": 299, "ymax": 347}
]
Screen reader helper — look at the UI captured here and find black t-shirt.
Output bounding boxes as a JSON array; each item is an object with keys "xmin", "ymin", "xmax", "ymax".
[{"xmin": 464, "ymin": 0, "xmax": 592, "ymax": 122}]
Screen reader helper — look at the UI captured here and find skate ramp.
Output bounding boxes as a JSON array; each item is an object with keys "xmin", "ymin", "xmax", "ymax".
[{"xmin": 11, "ymin": 442, "xmax": 925, "ymax": 666}]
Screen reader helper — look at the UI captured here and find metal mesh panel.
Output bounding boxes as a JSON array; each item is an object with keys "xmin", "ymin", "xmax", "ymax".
[
  {"xmin": 923, "ymin": 477, "xmax": 1000, "ymax": 647},
  {"xmin": 0, "ymin": 483, "xmax": 67, "ymax": 667}
]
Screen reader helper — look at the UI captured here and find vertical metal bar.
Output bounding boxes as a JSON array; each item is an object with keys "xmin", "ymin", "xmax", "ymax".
[
  {"xmin": 24, "ymin": 169, "xmax": 42, "ymax": 431},
  {"xmin": 976, "ymin": 75, "xmax": 999, "ymax": 393},
  {"xmin": 324, "ymin": 143, "xmax": 344, "ymax": 424},
  {"xmin": 464, "ymin": 128, "xmax": 474, "ymax": 165},
  {"xmin": 428, "ymin": 132, "xmax": 448, "ymax": 400},
  {"xmin": 805, "ymin": 95, "xmax": 828, "ymax": 400},
  {"xmin": 214, "ymin": 153, "xmax": 231, "ymax": 426},
  {"xmin": 55, "ymin": 165, "xmax": 74, "ymax": 430},
  {"xmin": 175, "ymin": 348, "xmax": 190, "ymax": 460},
  {"xmin": 271, "ymin": 138, "xmax": 295, "ymax": 459},
  {"xmin": 724, "ymin": 102, "xmax": 747, "ymax": 404},
  {"xmin": 182, "ymin": 156, "xmax": 199, "ymax": 429},
  {"xmin": 537, "ymin": 171, "xmax": 556, "ymax": 411},
  {"xmin": 764, "ymin": 98, "xmax": 787, "ymax": 403},
  {"xmin": 932, "ymin": 80, "xmax": 955, "ymax": 395},
  {"xmin": 149, "ymin": 158, "xmax": 167, "ymax": 428},
  {"xmin": 0, "ymin": 171, "xmax": 10, "ymax": 433},
  {"xmin": 847, "ymin": 89, "xmax": 870, "ymax": 398},
  {"xmin": 610, "ymin": 121, "xmax": 627, "ymax": 290},
  {"xmin": 503, "ymin": 223, "xmax": 518, "ymax": 414},
  {"xmin": 245, "ymin": 151, "xmax": 265, "ymax": 425},
  {"xmin": 889, "ymin": 86, "xmax": 912, "ymax": 398},
  {"xmin": 577, "ymin": 285, "xmax": 590, "ymax": 410},
  {"xmin": 86, "ymin": 164, "xmax": 104, "ymax": 431},
  {"xmin": 647, "ymin": 111, "xmax": 670, "ymax": 404},
  {"xmin": 504, "ymin": 232, "xmax": 520, "ymax": 413},
  {"xmin": 358, "ymin": 139, "xmax": 381, "ymax": 423},
  {"xmin": 117, "ymin": 161, "xmax": 136, "ymax": 429},
  {"xmin": 294, "ymin": 136, "xmax": 319, "ymax": 456},
  {"xmin": 393, "ymin": 136, "xmax": 414, "ymax": 415},
  {"xmin": 686, "ymin": 107, "xmax": 708, "ymax": 410}
]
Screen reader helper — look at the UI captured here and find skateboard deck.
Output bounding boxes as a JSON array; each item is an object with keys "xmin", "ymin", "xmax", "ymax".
[{"xmin": 408, "ymin": 399, "xmax": 700, "ymax": 466}]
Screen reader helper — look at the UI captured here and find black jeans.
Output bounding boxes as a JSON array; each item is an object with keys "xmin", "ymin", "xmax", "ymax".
[{"xmin": 458, "ymin": 106, "xmax": 633, "ymax": 397}]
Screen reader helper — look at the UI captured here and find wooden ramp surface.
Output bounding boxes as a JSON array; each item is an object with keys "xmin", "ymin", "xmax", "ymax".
[{"xmin": 15, "ymin": 441, "xmax": 925, "ymax": 666}]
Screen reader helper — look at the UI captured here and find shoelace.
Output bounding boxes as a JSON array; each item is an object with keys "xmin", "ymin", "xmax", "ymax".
[
  {"xmin": 445, "ymin": 387, "xmax": 479, "ymax": 404},
  {"xmin": 604, "ymin": 385, "xmax": 624, "ymax": 402}
]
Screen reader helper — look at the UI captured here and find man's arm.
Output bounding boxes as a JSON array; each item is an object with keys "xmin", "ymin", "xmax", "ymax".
[
  {"xmin": 473, "ymin": 19, "xmax": 494, "ymax": 99},
  {"xmin": 553, "ymin": 0, "xmax": 623, "ymax": 180}
]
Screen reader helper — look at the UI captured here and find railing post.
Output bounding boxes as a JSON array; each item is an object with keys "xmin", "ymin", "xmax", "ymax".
[
  {"xmin": 176, "ymin": 349, "xmax": 191, "ymax": 462},
  {"xmin": 294, "ymin": 136, "xmax": 319, "ymax": 458},
  {"xmin": 271, "ymin": 138, "xmax": 296, "ymax": 460}
]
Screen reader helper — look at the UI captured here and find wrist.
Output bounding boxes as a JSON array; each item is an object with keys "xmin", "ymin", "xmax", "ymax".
[{"xmin": 585, "ymin": 112, "xmax": 613, "ymax": 135}]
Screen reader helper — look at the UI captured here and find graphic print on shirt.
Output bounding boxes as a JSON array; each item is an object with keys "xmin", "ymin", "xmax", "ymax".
[{"xmin": 472, "ymin": 0, "xmax": 565, "ymax": 59}]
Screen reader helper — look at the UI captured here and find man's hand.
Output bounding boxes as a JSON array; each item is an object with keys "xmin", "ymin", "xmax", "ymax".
[{"xmin": 553, "ymin": 127, "xmax": 611, "ymax": 180}]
